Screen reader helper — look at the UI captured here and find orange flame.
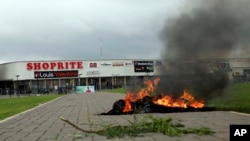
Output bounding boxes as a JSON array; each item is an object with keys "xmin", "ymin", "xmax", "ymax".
[
  {"xmin": 122, "ymin": 78, "xmax": 204, "ymax": 113},
  {"xmin": 153, "ymin": 89, "xmax": 204, "ymax": 108}
]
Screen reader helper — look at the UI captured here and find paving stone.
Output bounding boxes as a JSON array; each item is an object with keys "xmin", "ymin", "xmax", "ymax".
[{"xmin": 0, "ymin": 92, "xmax": 249, "ymax": 141}]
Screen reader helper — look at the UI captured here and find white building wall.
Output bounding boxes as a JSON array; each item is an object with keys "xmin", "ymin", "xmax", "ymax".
[
  {"xmin": 0, "ymin": 62, "xmax": 33, "ymax": 80},
  {"xmin": 3, "ymin": 58, "xmax": 250, "ymax": 81},
  {"xmin": 0, "ymin": 59, "xmax": 162, "ymax": 81}
]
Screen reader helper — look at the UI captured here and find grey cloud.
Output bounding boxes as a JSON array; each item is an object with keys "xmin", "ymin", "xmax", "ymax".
[{"xmin": 0, "ymin": 0, "xmax": 183, "ymax": 63}]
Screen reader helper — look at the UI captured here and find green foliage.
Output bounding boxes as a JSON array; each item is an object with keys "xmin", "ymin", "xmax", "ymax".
[
  {"xmin": 207, "ymin": 82, "xmax": 250, "ymax": 113},
  {"xmin": 0, "ymin": 95, "xmax": 61, "ymax": 120},
  {"xmin": 95, "ymin": 115, "xmax": 214, "ymax": 139}
]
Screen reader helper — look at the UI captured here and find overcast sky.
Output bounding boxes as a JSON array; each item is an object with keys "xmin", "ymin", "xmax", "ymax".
[{"xmin": 0, "ymin": 0, "xmax": 186, "ymax": 63}]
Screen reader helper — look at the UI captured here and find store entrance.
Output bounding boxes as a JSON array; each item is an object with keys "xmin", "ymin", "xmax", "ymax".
[{"xmin": 88, "ymin": 78, "xmax": 99, "ymax": 90}]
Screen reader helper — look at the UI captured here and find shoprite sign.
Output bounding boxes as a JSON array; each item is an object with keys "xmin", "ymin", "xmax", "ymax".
[
  {"xmin": 27, "ymin": 61, "xmax": 83, "ymax": 70},
  {"xmin": 34, "ymin": 70, "xmax": 78, "ymax": 78}
]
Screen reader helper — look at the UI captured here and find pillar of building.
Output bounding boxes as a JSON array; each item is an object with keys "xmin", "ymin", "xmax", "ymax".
[
  {"xmin": 86, "ymin": 78, "xmax": 88, "ymax": 86},
  {"xmin": 44, "ymin": 79, "xmax": 47, "ymax": 89},
  {"xmin": 124, "ymin": 76, "xmax": 127, "ymax": 89},
  {"xmin": 58, "ymin": 79, "xmax": 61, "ymax": 88},
  {"xmin": 111, "ymin": 76, "xmax": 114, "ymax": 88},
  {"xmin": 72, "ymin": 78, "xmax": 75, "ymax": 87},
  {"xmin": 99, "ymin": 77, "xmax": 101, "ymax": 90},
  {"xmin": 13, "ymin": 81, "xmax": 16, "ymax": 91},
  {"xmin": 29, "ymin": 80, "xmax": 32, "ymax": 90}
]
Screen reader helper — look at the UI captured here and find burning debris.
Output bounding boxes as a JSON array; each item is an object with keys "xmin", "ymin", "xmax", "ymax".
[
  {"xmin": 158, "ymin": 0, "xmax": 250, "ymax": 100},
  {"xmin": 101, "ymin": 78, "xmax": 214, "ymax": 115},
  {"xmin": 101, "ymin": 0, "xmax": 250, "ymax": 115}
]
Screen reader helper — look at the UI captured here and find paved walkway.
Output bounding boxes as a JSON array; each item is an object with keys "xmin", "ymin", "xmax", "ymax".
[{"xmin": 0, "ymin": 92, "xmax": 250, "ymax": 141}]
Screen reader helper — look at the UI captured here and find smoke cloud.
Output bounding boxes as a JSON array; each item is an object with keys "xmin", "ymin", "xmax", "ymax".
[{"xmin": 157, "ymin": 0, "xmax": 250, "ymax": 99}]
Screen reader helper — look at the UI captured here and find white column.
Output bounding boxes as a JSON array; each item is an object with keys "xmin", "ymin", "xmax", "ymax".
[
  {"xmin": 99, "ymin": 77, "xmax": 101, "ymax": 90},
  {"xmin": 124, "ymin": 76, "xmax": 126, "ymax": 89}
]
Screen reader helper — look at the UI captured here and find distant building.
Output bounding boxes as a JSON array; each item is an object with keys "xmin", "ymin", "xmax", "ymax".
[
  {"xmin": 0, "ymin": 58, "xmax": 249, "ymax": 95},
  {"xmin": 0, "ymin": 59, "xmax": 162, "ymax": 95}
]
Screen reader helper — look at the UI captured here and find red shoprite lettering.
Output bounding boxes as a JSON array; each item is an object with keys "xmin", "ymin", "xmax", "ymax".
[{"xmin": 27, "ymin": 61, "xmax": 83, "ymax": 70}]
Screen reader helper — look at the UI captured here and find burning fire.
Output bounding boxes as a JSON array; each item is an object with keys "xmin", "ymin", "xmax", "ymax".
[{"xmin": 122, "ymin": 78, "xmax": 204, "ymax": 113}]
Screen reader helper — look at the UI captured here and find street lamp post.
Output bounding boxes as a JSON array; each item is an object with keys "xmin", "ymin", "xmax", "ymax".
[
  {"xmin": 8, "ymin": 86, "xmax": 11, "ymax": 98},
  {"xmin": 16, "ymin": 75, "xmax": 20, "ymax": 97},
  {"xmin": 35, "ymin": 74, "xmax": 39, "ymax": 94}
]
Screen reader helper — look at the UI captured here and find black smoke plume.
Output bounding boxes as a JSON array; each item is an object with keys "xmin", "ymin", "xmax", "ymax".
[{"xmin": 158, "ymin": 0, "xmax": 250, "ymax": 99}]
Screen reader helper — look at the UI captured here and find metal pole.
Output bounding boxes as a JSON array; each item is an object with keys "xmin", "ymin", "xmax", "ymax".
[
  {"xmin": 29, "ymin": 80, "xmax": 31, "ymax": 96},
  {"xmin": 17, "ymin": 77, "xmax": 19, "ymax": 96},
  {"xmin": 16, "ymin": 75, "xmax": 20, "ymax": 97},
  {"xmin": 37, "ymin": 77, "xmax": 39, "ymax": 94},
  {"xmin": 9, "ymin": 86, "xmax": 11, "ymax": 98}
]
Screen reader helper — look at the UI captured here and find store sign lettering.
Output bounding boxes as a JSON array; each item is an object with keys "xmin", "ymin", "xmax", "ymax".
[
  {"xmin": 101, "ymin": 62, "xmax": 111, "ymax": 66},
  {"xmin": 112, "ymin": 62, "xmax": 124, "ymax": 67},
  {"xmin": 34, "ymin": 71, "xmax": 79, "ymax": 78},
  {"xmin": 86, "ymin": 70, "xmax": 100, "ymax": 75},
  {"xmin": 89, "ymin": 62, "xmax": 97, "ymax": 68},
  {"xmin": 27, "ymin": 61, "xmax": 83, "ymax": 70},
  {"xmin": 134, "ymin": 61, "xmax": 154, "ymax": 72},
  {"xmin": 125, "ymin": 62, "xmax": 133, "ymax": 66}
]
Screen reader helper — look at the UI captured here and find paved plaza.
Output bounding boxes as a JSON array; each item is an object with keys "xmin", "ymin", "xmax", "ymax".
[{"xmin": 0, "ymin": 92, "xmax": 250, "ymax": 141}]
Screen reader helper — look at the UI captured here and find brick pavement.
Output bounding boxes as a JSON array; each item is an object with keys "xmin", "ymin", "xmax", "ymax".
[{"xmin": 0, "ymin": 92, "xmax": 250, "ymax": 141}]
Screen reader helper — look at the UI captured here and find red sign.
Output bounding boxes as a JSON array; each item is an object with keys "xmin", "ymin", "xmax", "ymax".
[
  {"xmin": 27, "ymin": 61, "xmax": 83, "ymax": 70},
  {"xmin": 34, "ymin": 70, "xmax": 78, "ymax": 78},
  {"xmin": 89, "ymin": 62, "xmax": 97, "ymax": 68}
]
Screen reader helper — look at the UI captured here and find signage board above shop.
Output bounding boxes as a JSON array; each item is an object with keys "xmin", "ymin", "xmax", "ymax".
[
  {"xmin": 89, "ymin": 62, "xmax": 98, "ymax": 68},
  {"xmin": 112, "ymin": 62, "xmax": 124, "ymax": 67},
  {"xmin": 100, "ymin": 62, "xmax": 112, "ymax": 67},
  {"xmin": 86, "ymin": 70, "xmax": 100, "ymax": 75},
  {"xmin": 125, "ymin": 61, "xmax": 133, "ymax": 66},
  {"xmin": 34, "ymin": 70, "xmax": 78, "ymax": 78},
  {"xmin": 27, "ymin": 61, "xmax": 83, "ymax": 70},
  {"xmin": 134, "ymin": 61, "xmax": 154, "ymax": 72},
  {"xmin": 154, "ymin": 61, "xmax": 163, "ymax": 66}
]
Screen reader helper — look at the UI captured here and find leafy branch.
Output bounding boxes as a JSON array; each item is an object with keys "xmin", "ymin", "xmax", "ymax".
[{"xmin": 59, "ymin": 115, "xmax": 214, "ymax": 139}]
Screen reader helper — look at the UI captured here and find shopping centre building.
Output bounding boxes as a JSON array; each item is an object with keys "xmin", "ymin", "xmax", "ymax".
[
  {"xmin": 0, "ymin": 58, "xmax": 249, "ymax": 95},
  {"xmin": 0, "ymin": 59, "xmax": 162, "ymax": 95}
]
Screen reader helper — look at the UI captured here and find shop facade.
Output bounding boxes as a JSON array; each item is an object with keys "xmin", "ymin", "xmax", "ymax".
[
  {"xmin": 0, "ymin": 59, "xmax": 162, "ymax": 95},
  {"xmin": 1, "ymin": 58, "xmax": 250, "ymax": 95}
]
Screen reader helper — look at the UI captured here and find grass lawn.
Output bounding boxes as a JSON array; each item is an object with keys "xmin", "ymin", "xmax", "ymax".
[
  {"xmin": 207, "ymin": 82, "xmax": 250, "ymax": 113},
  {"xmin": 1, "ymin": 83, "xmax": 247, "ymax": 121},
  {"xmin": 0, "ymin": 95, "xmax": 61, "ymax": 120}
]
